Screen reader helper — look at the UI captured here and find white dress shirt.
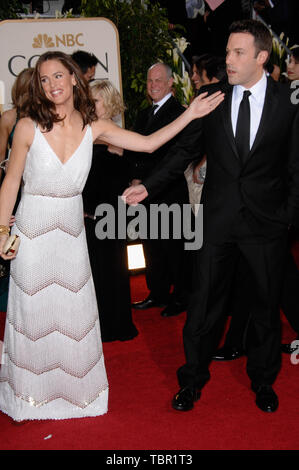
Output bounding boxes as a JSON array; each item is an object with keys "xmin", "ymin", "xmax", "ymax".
[
  {"xmin": 231, "ymin": 72, "xmax": 267, "ymax": 149},
  {"xmin": 152, "ymin": 93, "xmax": 172, "ymax": 114}
]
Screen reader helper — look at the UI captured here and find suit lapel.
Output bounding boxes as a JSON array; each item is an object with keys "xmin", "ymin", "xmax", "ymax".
[
  {"xmin": 144, "ymin": 104, "xmax": 160, "ymax": 132},
  {"xmin": 221, "ymin": 78, "xmax": 279, "ymax": 165},
  {"xmin": 246, "ymin": 77, "xmax": 278, "ymax": 161},
  {"xmin": 146, "ymin": 96, "xmax": 176, "ymax": 131},
  {"xmin": 220, "ymin": 85, "xmax": 240, "ymax": 161}
]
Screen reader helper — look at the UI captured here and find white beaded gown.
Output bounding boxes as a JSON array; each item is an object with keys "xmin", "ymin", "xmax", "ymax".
[{"xmin": 0, "ymin": 123, "xmax": 109, "ymax": 421}]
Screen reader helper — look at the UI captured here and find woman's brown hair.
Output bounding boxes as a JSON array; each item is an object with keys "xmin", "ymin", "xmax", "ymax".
[
  {"xmin": 28, "ymin": 51, "xmax": 97, "ymax": 132},
  {"xmin": 11, "ymin": 67, "xmax": 34, "ymax": 118}
]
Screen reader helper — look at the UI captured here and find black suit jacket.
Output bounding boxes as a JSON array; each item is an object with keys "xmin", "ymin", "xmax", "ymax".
[
  {"xmin": 126, "ymin": 95, "xmax": 189, "ymax": 205},
  {"xmin": 144, "ymin": 77, "xmax": 299, "ymax": 243}
]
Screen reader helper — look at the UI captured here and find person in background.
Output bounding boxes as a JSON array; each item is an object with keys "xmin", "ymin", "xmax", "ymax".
[
  {"xmin": 265, "ymin": 61, "xmax": 281, "ymax": 81},
  {"xmin": 0, "ymin": 68, "xmax": 34, "ymax": 175},
  {"xmin": 72, "ymin": 52, "xmax": 138, "ymax": 341},
  {"xmin": 185, "ymin": 54, "xmax": 226, "ymax": 209},
  {"xmin": 287, "ymin": 46, "xmax": 299, "ymax": 81},
  {"xmin": 83, "ymin": 80, "xmax": 138, "ymax": 342},
  {"xmin": 71, "ymin": 50, "xmax": 99, "ymax": 82},
  {"xmin": 191, "ymin": 54, "xmax": 227, "ymax": 92},
  {"xmin": 0, "ymin": 68, "xmax": 34, "ymax": 312},
  {"xmin": 128, "ymin": 63, "xmax": 191, "ymax": 318}
]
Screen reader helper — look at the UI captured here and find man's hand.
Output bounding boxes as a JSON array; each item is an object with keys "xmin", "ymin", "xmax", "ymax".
[
  {"xmin": 130, "ymin": 179, "xmax": 142, "ymax": 186},
  {"xmin": 122, "ymin": 184, "xmax": 148, "ymax": 206}
]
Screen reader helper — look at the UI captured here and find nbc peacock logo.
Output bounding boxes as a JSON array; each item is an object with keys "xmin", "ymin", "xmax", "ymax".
[
  {"xmin": 32, "ymin": 33, "xmax": 84, "ymax": 48},
  {"xmin": 32, "ymin": 34, "xmax": 55, "ymax": 48}
]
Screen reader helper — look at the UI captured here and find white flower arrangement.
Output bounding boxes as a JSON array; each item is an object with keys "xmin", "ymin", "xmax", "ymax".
[
  {"xmin": 55, "ymin": 9, "xmax": 73, "ymax": 19},
  {"xmin": 272, "ymin": 32, "xmax": 289, "ymax": 62},
  {"xmin": 169, "ymin": 37, "xmax": 194, "ymax": 106}
]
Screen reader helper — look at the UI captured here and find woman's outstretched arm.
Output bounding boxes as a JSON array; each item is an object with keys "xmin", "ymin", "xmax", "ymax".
[{"xmin": 92, "ymin": 91, "xmax": 224, "ymax": 153}]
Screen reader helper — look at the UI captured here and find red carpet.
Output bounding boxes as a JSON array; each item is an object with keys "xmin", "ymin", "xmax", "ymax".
[{"xmin": 0, "ymin": 246, "xmax": 299, "ymax": 451}]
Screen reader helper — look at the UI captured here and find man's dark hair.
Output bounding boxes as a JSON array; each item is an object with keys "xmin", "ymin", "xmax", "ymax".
[
  {"xmin": 193, "ymin": 54, "xmax": 227, "ymax": 82},
  {"xmin": 71, "ymin": 50, "xmax": 99, "ymax": 74},
  {"xmin": 229, "ymin": 19, "xmax": 272, "ymax": 62},
  {"xmin": 292, "ymin": 46, "xmax": 299, "ymax": 63}
]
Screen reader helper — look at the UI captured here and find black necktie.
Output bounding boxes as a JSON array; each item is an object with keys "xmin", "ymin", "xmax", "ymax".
[
  {"xmin": 147, "ymin": 104, "xmax": 158, "ymax": 127},
  {"xmin": 235, "ymin": 90, "xmax": 251, "ymax": 163}
]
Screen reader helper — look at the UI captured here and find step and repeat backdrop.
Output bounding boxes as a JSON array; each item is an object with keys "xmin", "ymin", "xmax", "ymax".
[
  {"xmin": 0, "ymin": 18, "xmax": 122, "ymax": 117},
  {"xmin": 0, "ymin": 17, "xmax": 145, "ymax": 269}
]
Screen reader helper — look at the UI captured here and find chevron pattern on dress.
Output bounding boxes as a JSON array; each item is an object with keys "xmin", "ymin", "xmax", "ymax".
[
  {"xmin": 15, "ymin": 196, "xmax": 85, "ymax": 240},
  {"xmin": 0, "ymin": 124, "xmax": 108, "ymax": 420},
  {"xmin": 2, "ymin": 335, "xmax": 103, "ymax": 378},
  {"xmin": 0, "ymin": 376, "xmax": 108, "ymax": 409},
  {"xmin": 6, "ymin": 283, "xmax": 99, "ymax": 342}
]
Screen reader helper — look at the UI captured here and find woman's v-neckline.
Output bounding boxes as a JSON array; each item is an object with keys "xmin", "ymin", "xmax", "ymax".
[{"xmin": 38, "ymin": 125, "xmax": 89, "ymax": 166}]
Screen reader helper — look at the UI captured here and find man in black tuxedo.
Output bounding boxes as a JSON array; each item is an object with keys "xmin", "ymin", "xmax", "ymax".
[
  {"xmin": 123, "ymin": 19, "xmax": 299, "ymax": 412},
  {"xmin": 127, "ymin": 63, "xmax": 190, "ymax": 317}
]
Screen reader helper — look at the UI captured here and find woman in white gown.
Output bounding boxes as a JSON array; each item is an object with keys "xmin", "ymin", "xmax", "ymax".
[{"xmin": 0, "ymin": 51, "xmax": 223, "ymax": 421}]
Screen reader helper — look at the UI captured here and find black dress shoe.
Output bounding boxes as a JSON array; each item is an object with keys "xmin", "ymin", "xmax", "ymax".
[
  {"xmin": 172, "ymin": 387, "xmax": 201, "ymax": 411},
  {"xmin": 252, "ymin": 384, "xmax": 279, "ymax": 413},
  {"xmin": 161, "ymin": 301, "xmax": 187, "ymax": 317},
  {"xmin": 132, "ymin": 295, "xmax": 168, "ymax": 310},
  {"xmin": 212, "ymin": 346, "xmax": 245, "ymax": 361},
  {"xmin": 281, "ymin": 337, "xmax": 299, "ymax": 354}
]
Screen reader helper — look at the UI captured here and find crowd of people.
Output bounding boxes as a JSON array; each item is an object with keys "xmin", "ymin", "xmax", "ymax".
[{"xmin": 0, "ymin": 4, "xmax": 298, "ymax": 423}]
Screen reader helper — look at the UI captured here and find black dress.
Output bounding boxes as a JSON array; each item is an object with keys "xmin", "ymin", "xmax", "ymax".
[{"xmin": 83, "ymin": 144, "xmax": 138, "ymax": 342}]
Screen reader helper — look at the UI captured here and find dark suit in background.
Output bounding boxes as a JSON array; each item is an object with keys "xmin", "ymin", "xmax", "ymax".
[
  {"xmin": 126, "ymin": 95, "xmax": 191, "ymax": 309},
  {"xmin": 83, "ymin": 145, "xmax": 138, "ymax": 342}
]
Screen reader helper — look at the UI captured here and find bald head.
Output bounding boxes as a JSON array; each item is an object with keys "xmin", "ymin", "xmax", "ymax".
[{"xmin": 147, "ymin": 63, "xmax": 173, "ymax": 103}]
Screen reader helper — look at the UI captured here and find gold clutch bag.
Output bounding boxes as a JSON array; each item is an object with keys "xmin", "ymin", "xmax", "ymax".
[{"xmin": 3, "ymin": 234, "xmax": 20, "ymax": 255}]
